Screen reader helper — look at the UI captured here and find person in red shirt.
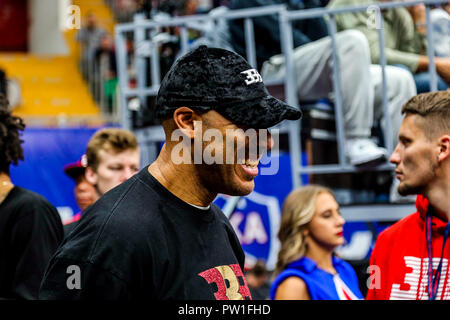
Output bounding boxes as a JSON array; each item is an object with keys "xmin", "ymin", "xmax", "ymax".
[{"xmin": 367, "ymin": 90, "xmax": 450, "ymax": 300}]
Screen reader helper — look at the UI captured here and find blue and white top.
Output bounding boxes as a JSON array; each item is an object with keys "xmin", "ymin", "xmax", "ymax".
[{"xmin": 270, "ymin": 256, "xmax": 363, "ymax": 300}]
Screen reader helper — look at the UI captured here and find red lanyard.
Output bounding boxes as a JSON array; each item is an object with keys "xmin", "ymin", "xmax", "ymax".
[{"xmin": 426, "ymin": 208, "xmax": 450, "ymax": 300}]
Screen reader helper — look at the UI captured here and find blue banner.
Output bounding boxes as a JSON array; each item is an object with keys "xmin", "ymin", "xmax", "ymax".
[{"xmin": 10, "ymin": 127, "xmax": 100, "ymax": 222}]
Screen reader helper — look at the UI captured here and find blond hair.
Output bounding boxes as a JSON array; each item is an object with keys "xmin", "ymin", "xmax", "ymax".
[
  {"xmin": 274, "ymin": 185, "xmax": 335, "ymax": 277},
  {"xmin": 86, "ymin": 128, "xmax": 138, "ymax": 171}
]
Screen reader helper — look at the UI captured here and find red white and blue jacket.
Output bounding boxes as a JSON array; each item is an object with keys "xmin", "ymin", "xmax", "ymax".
[{"xmin": 367, "ymin": 195, "xmax": 450, "ymax": 300}]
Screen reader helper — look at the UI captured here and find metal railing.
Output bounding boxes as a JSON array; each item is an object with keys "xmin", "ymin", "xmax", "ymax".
[
  {"xmin": 114, "ymin": 1, "xmax": 447, "ymax": 203},
  {"xmin": 78, "ymin": 40, "xmax": 120, "ymax": 122},
  {"xmin": 114, "ymin": 4, "xmax": 286, "ymax": 130},
  {"xmin": 281, "ymin": 0, "xmax": 445, "ymax": 188}
]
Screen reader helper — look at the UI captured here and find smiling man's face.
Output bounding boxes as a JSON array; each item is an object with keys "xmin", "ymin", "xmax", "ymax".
[{"xmin": 194, "ymin": 110, "xmax": 273, "ymax": 197}]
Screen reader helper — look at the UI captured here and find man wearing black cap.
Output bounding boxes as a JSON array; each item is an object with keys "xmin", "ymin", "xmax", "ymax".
[{"xmin": 39, "ymin": 46, "xmax": 301, "ymax": 300}]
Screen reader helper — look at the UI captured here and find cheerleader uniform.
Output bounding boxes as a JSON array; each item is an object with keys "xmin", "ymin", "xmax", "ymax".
[{"xmin": 270, "ymin": 256, "xmax": 363, "ymax": 300}]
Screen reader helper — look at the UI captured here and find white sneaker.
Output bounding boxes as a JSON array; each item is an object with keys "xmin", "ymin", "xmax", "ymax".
[
  {"xmin": 389, "ymin": 176, "xmax": 417, "ymax": 203},
  {"xmin": 346, "ymin": 138, "xmax": 387, "ymax": 166}
]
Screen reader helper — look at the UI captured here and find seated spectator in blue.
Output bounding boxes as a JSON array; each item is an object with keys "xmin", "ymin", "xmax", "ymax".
[
  {"xmin": 228, "ymin": 0, "xmax": 417, "ymax": 167},
  {"xmin": 270, "ymin": 185, "xmax": 363, "ymax": 300},
  {"xmin": 329, "ymin": 0, "xmax": 450, "ymax": 93}
]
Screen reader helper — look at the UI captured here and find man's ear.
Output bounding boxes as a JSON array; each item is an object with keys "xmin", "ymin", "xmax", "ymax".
[
  {"xmin": 85, "ymin": 167, "xmax": 98, "ymax": 186},
  {"xmin": 173, "ymin": 107, "xmax": 202, "ymax": 139},
  {"xmin": 438, "ymin": 134, "xmax": 450, "ymax": 163}
]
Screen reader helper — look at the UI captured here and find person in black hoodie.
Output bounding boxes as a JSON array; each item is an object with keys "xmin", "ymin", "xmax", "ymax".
[{"xmin": 0, "ymin": 94, "xmax": 63, "ymax": 300}]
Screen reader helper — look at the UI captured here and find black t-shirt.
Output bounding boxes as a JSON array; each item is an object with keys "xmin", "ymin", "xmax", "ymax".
[
  {"xmin": 0, "ymin": 187, "xmax": 64, "ymax": 299},
  {"xmin": 39, "ymin": 167, "xmax": 252, "ymax": 300}
]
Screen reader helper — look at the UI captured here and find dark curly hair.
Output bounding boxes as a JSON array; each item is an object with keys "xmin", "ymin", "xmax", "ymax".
[{"xmin": 0, "ymin": 94, "xmax": 25, "ymax": 175}]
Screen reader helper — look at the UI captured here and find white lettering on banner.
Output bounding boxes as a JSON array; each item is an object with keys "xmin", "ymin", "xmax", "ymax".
[
  {"xmin": 241, "ymin": 69, "xmax": 263, "ymax": 85},
  {"xmin": 229, "ymin": 211, "xmax": 268, "ymax": 245},
  {"xmin": 229, "ymin": 212, "xmax": 245, "ymax": 242},
  {"xmin": 390, "ymin": 256, "xmax": 450, "ymax": 300},
  {"xmin": 243, "ymin": 212, "xmax": 268, "ymax": 245}
]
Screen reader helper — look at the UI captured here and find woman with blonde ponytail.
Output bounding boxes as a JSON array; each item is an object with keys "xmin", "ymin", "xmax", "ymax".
[{"xmin": 270, "ymin": 185, "xmax": 363, "ymax": 300}]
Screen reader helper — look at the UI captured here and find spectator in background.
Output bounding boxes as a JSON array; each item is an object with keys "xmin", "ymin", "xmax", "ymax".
[
  {"xmin": 0, "ymin": 95, "xmax": 63, "ymax": 299},
  {"xmin": 271, "ymin": 185, "xmax": 363, "ymax": 300},
  {"xmin": 62, "ymin": 155, "xmax": 96, "ymax": 237},
  {"xmin": 84, "ymin": 128, "xmax": 140, "ymax": 202},
  {"xmin": 95, "ymin": 33, "xmax": 118, "ymax": 113},
  {"xmin": 228, "ymin": 0, "xmax": 416, "ymax": 167},
  {"xmin": 95, "ymin": 34, "xmax": 117, "ymax": 79},
  {"xmin": 76, "ymin": 13, "xmax": 107, "ymax": 78},
  {"xmin": 328, "ymin": 0, "xmax": 450, "ymax": 93},
  {"xmin": 246, "ymin": 260, "xmax": 270, "ymax": 300},
  {"xmin": 431, "ymin": 2, "xmax": 450, "ymax": 58}
]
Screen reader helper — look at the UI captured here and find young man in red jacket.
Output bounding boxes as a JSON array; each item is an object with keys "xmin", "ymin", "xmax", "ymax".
[{"xmin": 367, "ymin": 90, "xmax": 450, "ymax": 300}]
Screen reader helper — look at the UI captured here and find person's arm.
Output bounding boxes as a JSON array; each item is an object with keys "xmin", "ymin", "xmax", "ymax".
[
  {"xmin": 330, "ymin": 1, "xmax": 423, "ymax": 72},
  {"xmin": 406, "ymin": 3, "xmax": 427, "ymax": 35},
  {"xmin": 395, "ymin": 6, "xmax": 427, "ymax": 57},
  {"xmin": 369, "ymin": 13, "xmax": 423, "ymax": 72},
  {"xmin": 274, "ymin": 277, "xmax": 311, "ymax": 300},
  {"xmin": 416, "ymin": 56, "xmax": 450, "ymax": 84}
]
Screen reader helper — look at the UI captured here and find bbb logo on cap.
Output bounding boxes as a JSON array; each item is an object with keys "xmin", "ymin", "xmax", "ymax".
[{"xmin": 241, "ymin": 69, "xmax": 263, "ymax": 85}]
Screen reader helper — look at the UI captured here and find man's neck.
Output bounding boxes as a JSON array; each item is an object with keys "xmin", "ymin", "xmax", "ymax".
[
  {"xmin": 0, "ymin": 173, "xmax": 14, "ymax": 205},
  {"xmin": 426, "ymin": 187, "xmax": 450, "ymax": 221},
  {"xmin": 425, "ymin": 169, "xmax": 450, "ymax": 220},
  {"xmin": 148, "ymin": 147, "xmax": 216, "ymax": 207}
]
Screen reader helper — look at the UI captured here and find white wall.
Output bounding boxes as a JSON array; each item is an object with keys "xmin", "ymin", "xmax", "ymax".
[{"xmin": 29, "ymin": 0, "xmax": 69, "ymax": 55}]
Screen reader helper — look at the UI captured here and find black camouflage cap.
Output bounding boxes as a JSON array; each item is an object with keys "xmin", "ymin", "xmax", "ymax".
[{"xmin": 156, "ymin": 45, "xmax": 302, "ymax": 129}]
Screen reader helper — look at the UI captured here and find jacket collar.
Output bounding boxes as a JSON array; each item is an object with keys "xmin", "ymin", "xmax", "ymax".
[{"xmin": 416, "ymin": 195, "xmax": 448, "ymax": 233}]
